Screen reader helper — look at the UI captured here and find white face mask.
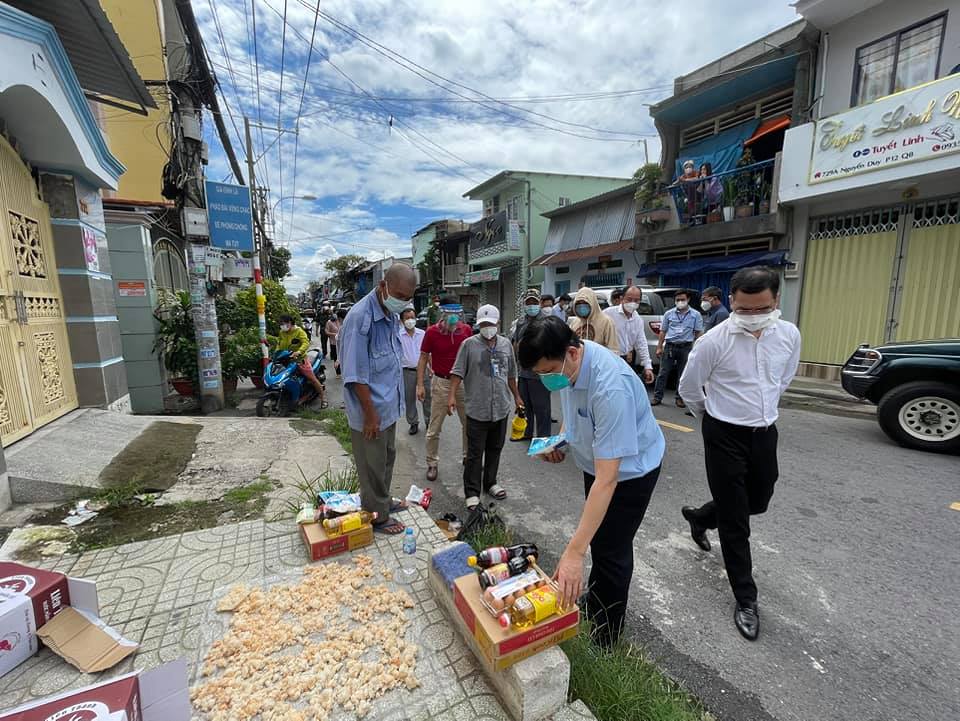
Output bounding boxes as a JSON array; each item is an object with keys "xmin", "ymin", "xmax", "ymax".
[
  {"xmin": 701, "ymin": 300, "xmax": 712, "ymax": 312},
  {"xmin": 479, "ymin": 326, "xmax": 498, "ymax": 339},
  {"xmin": 280, "ymin": 324, "xmax": 292, "ymax": 332},
  {"xmin": 623, "ymin": 301, "xmax": 639, "ymax": 314},
  {"xmin": 540, "ymin": 306, "xmax": 553, "ymax": 316},
  {"xmin": 675, "ymin": 300, "xmax": 688, "ymax": 311},
  {"xmin": 403, "ymin": 318, "xmax": 417, "ymax": 330},
  {"xmin": 730, "ymin": 308, "xmax": 781, "ymax": 332}
]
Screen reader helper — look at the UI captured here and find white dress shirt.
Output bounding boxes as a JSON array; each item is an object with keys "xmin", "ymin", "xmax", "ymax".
[
  {"xmin": 602, "ymin": 305, "xmax": 653, "ymax": 370},
  {"xmin": 678, "ymin": 319, "xmax": 801, "ymax": 427}
]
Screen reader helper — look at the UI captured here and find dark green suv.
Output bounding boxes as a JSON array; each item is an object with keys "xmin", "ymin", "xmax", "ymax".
[{"xmin": 841, "ymin": 339, "xmax": 960, "ymax": 454}]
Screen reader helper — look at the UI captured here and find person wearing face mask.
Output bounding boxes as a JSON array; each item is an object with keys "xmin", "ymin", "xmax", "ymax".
[
  {"xmin": 448, "ymin": 305, "xmax": 523, "ymax": 509},
  {"xmin": 339, "ymin": 263, "xmax": 418, "ymax": 535},
  {"xmin": 678, "ymin": 267, "xmax": 801, "ymax": 641},
  {"xmin": 399, "ymin": 307, "xmax": 430, "ymax": 435},
  {"xmin": 276, "ymin": 314, "xmax": 327, "ymax": 404},
  {"xmin": 518, "ymin": 316, "xmax": 664, "ymax": 648},
  {"xmin": 700, "ymin": 286, "xmax": 730, "ymax": 332},
  {"xmin": 427, "ymin": 295, "xmax": 442, "ymax": 326},
  {"xmin": 567, "ymin": 287, "xmax": 620, "ymax": 354},
  {"xmin": 511, "ymin": 289, "xmax": 553, "ymax": 442},
  {"xmin": 539, "ymin": 294, "xmax": 555, "ymax": 316},
  {"xmin": 325, "ymin": 309, "xmax": 344, "ymax": 376},
  {"xmin": 418, "ymin": 295, "xmax": 472, "ymax": 482},
  {"xmin": 603, "ymin": 286, "xmax": 654, "ymax": 383},
  {"xmin": 652, "ymin": 289, "xmax": 703, "ymax": 407},
  {"xmin": 554, "ymin": 293, "xmax": 572, "ymax": 320}
]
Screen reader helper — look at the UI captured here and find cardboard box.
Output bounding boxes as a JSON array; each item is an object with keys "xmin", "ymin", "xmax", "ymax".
[
  {"xmin": 0, "ymin": 563, "xmax": 137, "ymax": 677},
  {"xmin": 452, "ymin": 573, "xmax": 579, "ymax": 671},
  {"xmin": 0, "ymin": 658, "xmax": 192, "ymax": 721},
  {"xmin": 300, "ymin": 521, "xmax": 374, "ymax": 561}
]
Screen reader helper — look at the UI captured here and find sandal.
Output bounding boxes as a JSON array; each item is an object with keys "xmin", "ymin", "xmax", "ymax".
[
  {"xmin": 465, "ymin": 496, "xmax": 481, "ymax": 510},
  {"xmin": 488, "ymin": 484, "xmax": 507, "ymax": 501},
  {"xmin": 373, "ymin": 518, "xmax": 405, "ymax": 535},
  {"xmin": 389, "ymin": 498, "xmax": 409, "ymax": 513}
]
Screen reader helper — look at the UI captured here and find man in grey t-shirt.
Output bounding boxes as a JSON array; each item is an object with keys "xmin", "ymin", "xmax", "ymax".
[{"xmin": 448, "ymin": 304, "xmax": 524, "ymax": 509}]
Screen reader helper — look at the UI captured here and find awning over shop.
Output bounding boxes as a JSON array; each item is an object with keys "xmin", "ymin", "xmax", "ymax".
[
  {"xmin": 637, "ymin": 249, "xmax": 788, "ymax": 277},
  {"xmin": 532, "ymin": 240, "xmax": 634, "ymax": 266},
  {"xmin": 465, "ymin": 267, "xmax": 501, "ymax": 285},
  {"xmin": 744, "ymin": 115, "xmax": 791, "ymax": 146},
  {"xmin": 675, "ymin": 118, "xmax": 760, "ymax": 178}
]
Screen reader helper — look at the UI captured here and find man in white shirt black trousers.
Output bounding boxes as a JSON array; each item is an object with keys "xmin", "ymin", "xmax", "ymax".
[{"xmin": 678, "ymin": 267, "xmax": 801, "ymax": 641}]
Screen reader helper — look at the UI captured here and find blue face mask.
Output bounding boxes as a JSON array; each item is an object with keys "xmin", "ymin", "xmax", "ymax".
[
  {"xmin": 575, "ymin": 304, "xmax": 591, "ymax": 318},
  {"xmin": 539, "ymin": 355, "xmax": 570, "ymax": 392},
  {"xmin": 381, "ymin": 283, "xmax": 408, "ymax": 314},
  {"xmin": 525, "ymin": 305, "xmax": 540, "ymax": 317},
  {"xmin": 446, "ymin": 314, "xmax": 459, "ymax": 325}
]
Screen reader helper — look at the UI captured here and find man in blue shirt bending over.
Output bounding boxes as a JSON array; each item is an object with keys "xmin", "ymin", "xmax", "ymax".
[
  {"xmin": 653, "ymin": 289, "xmax": 703, "ymax": 408},
  {"xmin": 518, "ymin": 316, "xmax": 665, "ymax": 648},
  {"xmin": 339, "ymin": 263, "xmax": 417, "ymax": 535}
]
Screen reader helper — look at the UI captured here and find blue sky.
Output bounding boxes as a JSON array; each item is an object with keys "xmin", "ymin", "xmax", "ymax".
[{"xmin": 195, "ymin": 0, "xmax": 797, "ymax": 291}]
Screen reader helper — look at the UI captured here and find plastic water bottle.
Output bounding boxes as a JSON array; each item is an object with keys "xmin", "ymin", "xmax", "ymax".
[{"xmin": 401, "ymin": 527, "xmax": 417, "ymax": 579}]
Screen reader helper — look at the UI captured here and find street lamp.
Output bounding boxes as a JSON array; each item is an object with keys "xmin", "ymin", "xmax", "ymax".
[{"xmin": 271, "ymin": 194, "xmax": 318, "ymax": 215}]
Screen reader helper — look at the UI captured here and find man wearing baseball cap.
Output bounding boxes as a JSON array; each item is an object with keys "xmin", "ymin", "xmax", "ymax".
[{"xmin": 448, "ymin": 304, "xmax": 524, "ymax": 509}]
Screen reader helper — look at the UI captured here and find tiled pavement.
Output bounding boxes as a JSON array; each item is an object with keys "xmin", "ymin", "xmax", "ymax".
[{"xmin": 0, "ymin": 506, "xmax": 593, "ymax": 720}]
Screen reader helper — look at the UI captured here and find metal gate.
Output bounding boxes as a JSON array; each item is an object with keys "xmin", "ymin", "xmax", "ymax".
[
  {"xmin": 0, "ymin": 136, "xmax": 78, "ymax": 446},
  {"xmin": 800, "ymin": 195, "xmax": 960, "ymax": 365}
]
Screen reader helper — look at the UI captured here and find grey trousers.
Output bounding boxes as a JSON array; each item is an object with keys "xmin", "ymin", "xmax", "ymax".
[
  {"xmin": 402, "ymin": 368, "xmax": 431, "ymax": 427},
  {"xmin": 351, "ymin": 423, "xmax": 397, "ymax": 523}
]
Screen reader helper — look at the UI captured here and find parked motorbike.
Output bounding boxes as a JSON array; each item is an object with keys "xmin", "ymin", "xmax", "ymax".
[{"xmin": 256, "ymin": 349, "xmax": 326, "ymax": 417}]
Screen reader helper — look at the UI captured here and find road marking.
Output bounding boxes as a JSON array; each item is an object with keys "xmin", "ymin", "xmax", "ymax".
[
  {"xmin": 950, "ymin": 502, "xmax": 960, "ymax": 512},
  {"xmin": 657, "ymin": 420, "xmax": 694, "ymax": 433}
]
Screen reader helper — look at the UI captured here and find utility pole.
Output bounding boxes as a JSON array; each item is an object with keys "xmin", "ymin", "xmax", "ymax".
[
  {"xmin": 173, "ymin": 0, "xmax": 224, "ymax": 413},
  {"xmin": 246, "ymin": 117, "xmax": 270, "ymax": 371}
]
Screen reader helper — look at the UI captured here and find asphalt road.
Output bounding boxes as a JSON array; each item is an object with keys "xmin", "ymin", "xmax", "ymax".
[{"xmin": 323, "ymin": 372, "xmax": 960, "ymax": 721}]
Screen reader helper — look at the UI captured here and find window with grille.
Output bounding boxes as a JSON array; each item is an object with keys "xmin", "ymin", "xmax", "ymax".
[
  {"xmin": 154, "ymin": 238, "xmax": 188, "ymax": 292},
  {"xmin": 852, "ymin": 14, "xmax": 946, "ymax": 106},
  {"xmin": 507, "ymin": 195, "xmax": 521, "ymax": 220}
]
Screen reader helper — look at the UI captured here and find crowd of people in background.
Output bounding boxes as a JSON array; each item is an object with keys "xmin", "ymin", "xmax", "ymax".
[{"xmin": 297, "ymin": 262, "xmax": 799, "ymax": 643}]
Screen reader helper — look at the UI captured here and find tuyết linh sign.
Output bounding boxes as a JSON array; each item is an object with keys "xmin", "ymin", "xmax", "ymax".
[
  {"xmin": 809, "ymin": 72, "xmax": 960, "ymax": 184},
  {"xmin": 205, "ymin": 181, "xmax": 254, "ymax": 251},
  {"xmin": 464, "ymin": 267, "xmax": 501, "ymax": 284}
]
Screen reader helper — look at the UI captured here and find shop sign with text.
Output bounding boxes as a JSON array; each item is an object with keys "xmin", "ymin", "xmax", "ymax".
[{"xmin": 809, "ymin": 73, "xmax": 960, "ymax": 184}]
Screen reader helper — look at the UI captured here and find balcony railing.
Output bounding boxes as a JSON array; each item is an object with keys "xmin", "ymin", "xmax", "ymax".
[
  {"xmin": 443, "ymin": 263, "xmax": 467, "ymax": 286},
  {"xmin": 668, "ymin": 159, "xmax": 776, "ymax": 227}
]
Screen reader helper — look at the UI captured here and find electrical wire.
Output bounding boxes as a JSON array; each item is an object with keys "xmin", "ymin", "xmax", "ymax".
[
  {"xmin": 286, "ymin": 0, "xmax": 321, "ymax": 242},
  {"xmin": 295, "ymin": 0, "xmax": 646, "ymax": 142},
  {"xmin": 276, "ymin": 0, "xmax": 288, "ymax": 234}
]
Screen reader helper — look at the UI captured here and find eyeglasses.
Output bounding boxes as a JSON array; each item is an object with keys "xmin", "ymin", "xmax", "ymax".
[{"xmin": 732, "ymin": 305, "xmax": 776, "ymax": 316}]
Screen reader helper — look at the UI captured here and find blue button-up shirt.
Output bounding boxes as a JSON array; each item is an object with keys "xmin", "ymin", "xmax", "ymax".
[
  {"xmin": 339, "ymin": 290, "xmax": 404, "ymax": 432},
  {"xmin": 560, "ymin": 341, "xmax": 665, "ymax": 481},
  {"xmin": 661, "ymin": 307, "xmax": 703, "ymax": 343}
]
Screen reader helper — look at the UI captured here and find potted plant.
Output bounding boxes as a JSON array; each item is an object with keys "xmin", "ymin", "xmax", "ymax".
[
  {"xmin": 224, "ymin": 327, "xmax": 271, "ymax": 389},
  {"xmin": 154, "ymin": 290, "xmax": 198, "ymax": 396},
  {"xmin": 758, "ymin": 181, "xmax": 772, "ymax": 215},
  {"xmin": 733, "ymin": 148, "xmax": 759, "ymax": 218},
  {"xmin": 633, "ymin": 163, "xmax": 671, "ymax": 227},
  {"xmin": 722, "ymin": 176, "xmax": 737, "ymax": 221}
]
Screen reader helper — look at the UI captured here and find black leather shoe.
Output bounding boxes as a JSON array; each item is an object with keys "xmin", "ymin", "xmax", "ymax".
[
  {"xmin": 734, "ymin": 603, "xmax": 760, "ymax": 641},
  {"xmin": 681, "ymin": 506, "xmax": 711, "ymax": 552},
  {"xmin": 408, "ymin": 424, "xmax": 418, "ymax": 435}
]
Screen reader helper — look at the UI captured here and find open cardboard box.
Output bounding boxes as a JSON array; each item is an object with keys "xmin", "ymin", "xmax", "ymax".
[
  {"xmin": 0, "ymin": 562, "xmax": 137, "ymax": 677},
  {"xmin": 0, "ymin": 658, "xmax": 191, "ymax": 721},
  {"xmin": 300, "ymin": 521, "xmax": 374, "ymax": 561},
  {"xmin": 452, "ymin": 573, "xmax": 579, "ymax": 671}
]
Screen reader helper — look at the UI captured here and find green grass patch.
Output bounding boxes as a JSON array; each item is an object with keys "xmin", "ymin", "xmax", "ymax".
[
  {"xmin": 461, "ymin": 521, "xmax": 513, "ymax": 553},
  {"xmin": 277, "ymin": 464, "xmax": 360, "ymax": 520},
  {"xmin": 562, "ymin": 623, "xmax": 707, "ymax": 721},
  {"xmin": 223, "ymin": 480, "xmax": 275, "ymax": 504},
  {"xmin": 294, "ymin": 408, "xmax": 352, "ymax": 454},
  {"xmin": 97, "ymin": 421, "xmax": 201, "ymax": 496}
]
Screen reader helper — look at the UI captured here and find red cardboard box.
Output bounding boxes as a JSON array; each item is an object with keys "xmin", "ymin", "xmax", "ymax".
[
  {"xmin": 300, "ymin": 521, "xmax": 374, "ymax": 561},
  {"xmin": 0, "ymin": 658, "xmax": 191, "ymax": 721},
  {"xmin": 452, "ymin": 573, "xmax": 579, "ymax": 671},
  {"xmin": 0, "ymin": 563, "xmax": 136, "ymax": 677}
]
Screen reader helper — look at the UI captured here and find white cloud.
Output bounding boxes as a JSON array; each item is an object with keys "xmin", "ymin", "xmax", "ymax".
[{"xmin": 196, "ymin": 0, "xmax": 798, "ymax": 291}]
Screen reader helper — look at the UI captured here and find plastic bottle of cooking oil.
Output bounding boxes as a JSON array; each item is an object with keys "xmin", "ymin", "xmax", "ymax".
[
  {"xmin": 322, "ymin": 510, "xmax": 377, "ymax": 536},
  {"xmin": 508, "ymin": 587, "xmax": 559, "ymax": 629}
]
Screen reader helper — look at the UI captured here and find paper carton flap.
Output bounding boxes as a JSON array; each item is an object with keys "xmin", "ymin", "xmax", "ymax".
[
  {"xmin": 140, "ymin": 658, "xmax": 192, "ymax": 721},
  {"xmin": 66, "ymin": 576, "xmax": 99, "ymax": 615},
  {"xmin": 36, "ymin": 606, "xmax": 138, "ymax": 673}
]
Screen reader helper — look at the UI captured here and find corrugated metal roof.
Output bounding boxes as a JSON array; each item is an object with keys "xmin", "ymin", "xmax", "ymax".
[
  {"xmin": 532, "ymin": 240, "xmax": 635, "ymax": 266},
  {"xmin": 539, "ymin": 191, "xmax": 637, "ymax": 264},
  {"xmin": 6, "ymin": 0, "xmax": 156, "ymax": 110}
]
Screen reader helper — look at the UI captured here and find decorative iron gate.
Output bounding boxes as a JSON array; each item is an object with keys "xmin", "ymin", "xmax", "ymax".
[{"xmin": 0, "ymin": 136, "xmax": 78, "ymax": 446}]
